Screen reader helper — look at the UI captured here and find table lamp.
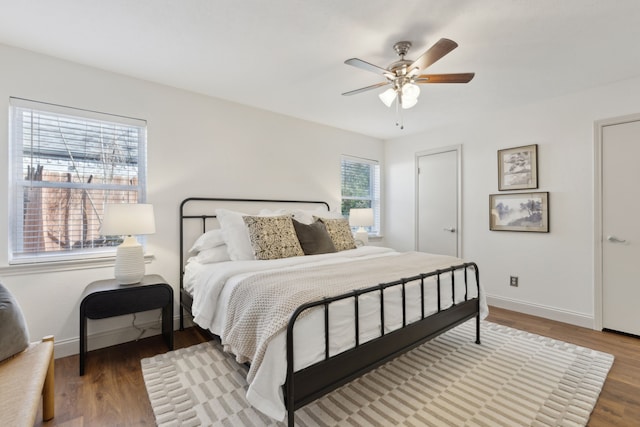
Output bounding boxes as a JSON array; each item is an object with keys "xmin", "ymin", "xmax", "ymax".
[
  {"xmin": 102, "ymin": 203, "xmax": 156, "ymax": 285},
  {"xmin": 349, "ymin": 208, "xmax": 374, "ymax": 245}
]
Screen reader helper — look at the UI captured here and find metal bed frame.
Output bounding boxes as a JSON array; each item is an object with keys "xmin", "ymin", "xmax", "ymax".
[{"xmin": 179, "ymin": 197, "xmax": 481, "ymax": 427}]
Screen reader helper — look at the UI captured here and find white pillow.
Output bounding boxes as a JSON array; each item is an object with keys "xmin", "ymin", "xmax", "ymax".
[
  {"xmin": 188, "ymin": 245, "xmax": 231, "ymax": 264},
  {"xmin": 189, "ymin": 229, "xmax": 225, "ymax": 253},
  {"xmin": 292, "ymin": 207, "xmax": 343, "ymax": 225},
  {"xmin": 215, "ymin": 208, "xmax": 255, "ymax": 261},
  {"xmin": 258, "ymin": 208, "xmax": 290, "ymax": 216}
]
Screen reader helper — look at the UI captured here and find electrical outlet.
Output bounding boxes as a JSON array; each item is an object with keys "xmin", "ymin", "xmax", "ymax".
[{"xmin": 510, "ymin": 276, "xmax": 519, "ymax": 287}]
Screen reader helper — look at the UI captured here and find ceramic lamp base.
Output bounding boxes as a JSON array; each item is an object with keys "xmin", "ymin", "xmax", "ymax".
[
  {"xmin": 114, "ymin": 236, "xmax": 145, "ymax": 285},
  {"xmin": 354, "ymin": 228, "xmax": 369, "ymax": 245}
]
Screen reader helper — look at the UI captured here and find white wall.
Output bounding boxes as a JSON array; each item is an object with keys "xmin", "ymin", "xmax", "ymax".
[
  {"xmin": 385, "ymin": 74, "xmax": 640, "ymax": 327},
  {"xmin": 0, "ymin": 44, "xmax": 383, "ymax": 357}
]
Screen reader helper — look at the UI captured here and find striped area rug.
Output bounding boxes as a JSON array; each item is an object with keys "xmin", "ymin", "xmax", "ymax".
[{"xmin": 141, "ymin": 321, "xmax": 613, "ymax": 426}]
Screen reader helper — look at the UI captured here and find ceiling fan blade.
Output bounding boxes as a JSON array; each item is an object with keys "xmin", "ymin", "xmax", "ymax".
[
  {"xmin": 409, "ymin": 38, "xmax": 458, "ymax": 73},
  {"xmin": 342, "ymin": 81, "xmax": 390, "ymax": 96},
  {"xmin": 345, "ymin": 58, "xmax": 392, "ymax": 77},
  {"xmin": 415, "ymin": 73, "xmax": 475, "ymax": 83}
]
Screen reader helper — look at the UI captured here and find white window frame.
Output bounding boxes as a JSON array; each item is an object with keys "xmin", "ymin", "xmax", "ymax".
[
  {"xmin": 8, "ymin": 97, "xmax": 147, "ymax": 264},
  {"xmin": 340, "ymin": 155, "xmax": 381, "ymax": 236}
]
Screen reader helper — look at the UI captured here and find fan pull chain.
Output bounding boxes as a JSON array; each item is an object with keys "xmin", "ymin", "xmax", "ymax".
[
  {"xmin": 395, "ymin": 94, "xmax": 399, "ymax": 127},
  {"xmin": 395, "ymin": 92, "xmax": 404, "ymax": 130}
]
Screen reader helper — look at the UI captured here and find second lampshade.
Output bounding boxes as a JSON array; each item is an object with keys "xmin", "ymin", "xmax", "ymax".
[
  {"xmin": 349, "ymin": 208, "xmax": 374, "ymax": 245},
  {"xmin": 102, "ymin": 203, "xmax": 156, "ymax": 285}
]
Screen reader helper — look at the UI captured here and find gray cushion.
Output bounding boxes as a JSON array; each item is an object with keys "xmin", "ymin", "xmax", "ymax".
[
  {"xmin": 0, "ymin": 282, "xmax": 30, "ymax": 362},
  {"xmin": 292, "ymin": 219, "xmax": 337, "ymax": 255}
]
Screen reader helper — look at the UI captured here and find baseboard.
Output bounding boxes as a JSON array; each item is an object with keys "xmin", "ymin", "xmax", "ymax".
[
  {"xmin": 486, "ymin": 295, "xmax": 595, "ymax": 329},
  {"xmin": 53, "ymin": 315, "xmax": 193, "ymax": 359}
]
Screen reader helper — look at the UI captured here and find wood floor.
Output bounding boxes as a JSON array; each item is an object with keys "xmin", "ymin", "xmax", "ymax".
[
  {"xmin": 35, "ymin": 307, "xmax": 639, "ymax": 426},
  {"xmin": 35, "ymin": 326, "xmax": 211, "ymax": 427}
]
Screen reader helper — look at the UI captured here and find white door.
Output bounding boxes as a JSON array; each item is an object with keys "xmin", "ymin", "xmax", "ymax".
[
  {"xmin": 602, "ymin": 119, "xmax": 640, "ymax": 335},
  {"xmin": 416, "ymin": 148, "xmax": 460, "ymax": 257}
]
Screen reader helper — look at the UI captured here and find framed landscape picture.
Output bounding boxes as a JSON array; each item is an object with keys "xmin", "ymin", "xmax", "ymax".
[
  {"xmin": 498, "ymin": 144, "xmax": 538, "ymax": 190},
  {"xmin": 490, "ymin": 192, "xmax": 549, "ymax": 232}
]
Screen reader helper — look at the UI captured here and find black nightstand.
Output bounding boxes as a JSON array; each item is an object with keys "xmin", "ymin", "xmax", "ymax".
[{"xmin": 79, "ymin": 274, "xmax": 174, "ymax": 375}]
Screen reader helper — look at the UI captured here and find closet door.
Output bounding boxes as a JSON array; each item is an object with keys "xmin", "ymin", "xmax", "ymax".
[
  {"xmin": 602, "ymin": 119, "xmax": 640, "ymax": 335},
  {"xmin": 416, "ymin": 147, "xmax": 460, "ymax": 257}
]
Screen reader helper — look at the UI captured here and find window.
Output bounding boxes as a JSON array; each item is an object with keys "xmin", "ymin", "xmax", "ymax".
[
  {"xmin": 9, "ymin": 98, "xmax": 147, "ymax": 263},
  {"xmin": 341, "ymin": 155, "xmax": 381, "ymax": 235}
]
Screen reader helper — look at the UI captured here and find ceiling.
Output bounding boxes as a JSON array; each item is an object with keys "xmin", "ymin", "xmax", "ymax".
[{"xmin": 1, "ymin": 1, "xmax": 640, "ymax": 140}]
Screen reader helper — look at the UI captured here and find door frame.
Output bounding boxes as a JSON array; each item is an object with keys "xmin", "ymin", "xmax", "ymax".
[
  {"xmin": 593, "ymin": 113, "xmax": 640, "ymax": 331},
  {"xmin": 415, "ymin": 145, "xmax": 462, "ymax": 257}
]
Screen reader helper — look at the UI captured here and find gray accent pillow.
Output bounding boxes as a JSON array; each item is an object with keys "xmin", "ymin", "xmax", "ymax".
[
  {"xmin": 292, "ymin": 219, "xmax": 337, "ymax": 255},
  {"xmin": 0, "ymin": 282, "xmax": 30, "ymax": 362}
]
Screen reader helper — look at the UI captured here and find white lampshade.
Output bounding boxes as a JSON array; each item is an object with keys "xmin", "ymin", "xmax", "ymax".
[
  {"xmin": 401, "ymin": 95, "xmax": 418, "ymax": 109},
  {"xmin": 402, "ymin": 82, "xmax": 420, "ymax": 99},
  {"xmin": 349, "ymin": 208, "xmax": 374, "ymax": 245},
  {"xmin": 102, "ymin": 203, "xmax": 156, "ymax": 236},
  {"xmin": 349, "ymin": 208, "xmax": 374, "ymax": 227},
  {"xmin": 102, "ymin": 203, "xmax": 156, "ymax": 285},
  {"xmin": 401, "ymin": 83, "xmax": 420, "ymax": 109},
  {"xmin": 378, "ymin": 88, "xmax": 397, "ymax": 108}
]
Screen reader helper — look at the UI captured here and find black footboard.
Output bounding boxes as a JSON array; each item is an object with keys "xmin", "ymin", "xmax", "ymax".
[{"xmin": 284, "ymin": 263, "xmax": 480, "ymax": 427}]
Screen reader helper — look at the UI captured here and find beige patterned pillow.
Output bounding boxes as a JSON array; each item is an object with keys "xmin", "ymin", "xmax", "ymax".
[
  {"xmin": 243, "ymin": 215, "xmax": 304, "ymax": 260},
  {"xmin": 315, "ymin": 217, "xmax": 357, "ymax": 251}
]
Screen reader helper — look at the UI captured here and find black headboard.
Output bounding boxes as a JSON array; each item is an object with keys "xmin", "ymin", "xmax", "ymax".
[{"xmin": 179, "ymin": 196, "xmax": 331, "ymax": 299}]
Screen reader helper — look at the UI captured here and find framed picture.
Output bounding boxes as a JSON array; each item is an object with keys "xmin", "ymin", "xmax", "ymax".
[
  {"xmin": 498, "ymin": 144, "xmax": 538, "ymax": 190},
  {"xmin": 490, "ymin": 192, "xmax": 549, "ymax": 232}
]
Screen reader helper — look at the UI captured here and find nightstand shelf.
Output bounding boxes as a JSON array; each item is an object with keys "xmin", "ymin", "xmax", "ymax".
[{"xmin": 79, "ymin": 274, "xmax": 173, "ymax": 375}]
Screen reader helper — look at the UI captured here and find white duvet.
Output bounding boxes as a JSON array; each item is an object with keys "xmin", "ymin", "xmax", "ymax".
[{"xmin": 184, "ymin": 246, "xmax": 488, "ymax": 421}]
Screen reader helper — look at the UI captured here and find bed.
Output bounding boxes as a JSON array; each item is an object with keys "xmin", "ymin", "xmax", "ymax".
[{"xmin": 179, "ymin": 197, "xmax": 487, "ymax": 426}]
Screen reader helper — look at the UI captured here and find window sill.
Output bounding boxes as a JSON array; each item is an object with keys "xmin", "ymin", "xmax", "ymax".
[{"xmin": 0, "ymin": 253, "xmax": 155, "ymax": 276}]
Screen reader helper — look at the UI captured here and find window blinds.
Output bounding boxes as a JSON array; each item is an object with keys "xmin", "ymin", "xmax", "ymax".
[
  {"xmin": 341, "ymin": 156, "xmax": 381, "ymax": 235},
  {"xmin": 9, "ymin": 98, "xmax": 147, "ymax": 263}
]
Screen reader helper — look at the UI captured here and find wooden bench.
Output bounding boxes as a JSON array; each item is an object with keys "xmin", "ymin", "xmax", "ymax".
[{"xmin": 0, "ymin": 335, "xmax": 55, "ymax": 426}]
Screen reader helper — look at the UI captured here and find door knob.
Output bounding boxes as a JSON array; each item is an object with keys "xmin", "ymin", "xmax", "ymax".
[
  {"xmin": 606, "ymin": 235, "xmax": 626, "ymax": 243},
  {"xmin": 443, "ymin": 227, "xmax": 456, "ymax": 233}
]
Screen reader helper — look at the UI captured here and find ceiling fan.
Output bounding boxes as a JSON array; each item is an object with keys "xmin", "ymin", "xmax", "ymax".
[{"xmin": 342, "ymin": 38, "xmax": 474, "ymax": 127}]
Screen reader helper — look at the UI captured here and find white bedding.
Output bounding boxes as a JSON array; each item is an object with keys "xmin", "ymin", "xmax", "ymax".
[{"xmin": 184, "ymin": 246, "xmax": 488, "ymax": 421}]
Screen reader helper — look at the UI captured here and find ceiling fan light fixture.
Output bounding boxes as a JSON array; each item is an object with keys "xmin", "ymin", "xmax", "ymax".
[
  {"xmin": 343, "ymin": 38, "xmax": 473, "ymax": 127},
  {"xmin": 378, "ymin": 88, "xmax": 397, "ymax": 108},
  {"xmin": 401, "ymin": 94, "xmax": 418, "ymax": 109},
  {"xmin": 402, "ymin": 82, "xmax": 420, "ymax": 100}
]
